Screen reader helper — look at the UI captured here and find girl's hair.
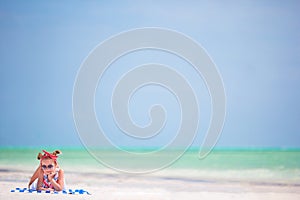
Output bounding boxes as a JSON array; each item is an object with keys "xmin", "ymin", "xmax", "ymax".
[{"xmin": 37, "ymin": 150, "xmax": 62, "ymax": 161}]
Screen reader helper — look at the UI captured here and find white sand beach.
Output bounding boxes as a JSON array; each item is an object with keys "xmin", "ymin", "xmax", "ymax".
[{"xmin": 1, "ymin": 166, "xmax": 300, "ymax": 200}]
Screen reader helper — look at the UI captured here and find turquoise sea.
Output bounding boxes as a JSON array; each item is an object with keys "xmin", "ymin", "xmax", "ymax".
[{"xmin": 0, "ymin": 147, "xmax": 300, "ymax": 184}]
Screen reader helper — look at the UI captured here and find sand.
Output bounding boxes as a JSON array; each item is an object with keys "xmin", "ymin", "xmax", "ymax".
[{"xmin": 1, "ymin": 167, "xmax": 300, "ymax": 200}]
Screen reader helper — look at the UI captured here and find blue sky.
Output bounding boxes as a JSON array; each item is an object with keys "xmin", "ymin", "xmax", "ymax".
[{"xmin": 0, "ymin": 0, "xmax": 299, "ymax": 148}]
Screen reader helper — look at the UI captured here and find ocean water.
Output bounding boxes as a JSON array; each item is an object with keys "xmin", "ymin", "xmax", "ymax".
[{"xmin": 0, "ymin": 147, "xmax": 299, "ymax": 184}]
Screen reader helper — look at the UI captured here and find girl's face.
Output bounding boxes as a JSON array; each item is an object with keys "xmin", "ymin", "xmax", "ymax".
[{"xmin": 41, "ymin": 159, "xmax": 56, "ymax": 175}]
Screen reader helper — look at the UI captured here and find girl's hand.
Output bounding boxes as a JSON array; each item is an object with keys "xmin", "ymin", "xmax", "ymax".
[{"xmin": 47, "ymin": 172, "xmax": 56, "ymax": 181}]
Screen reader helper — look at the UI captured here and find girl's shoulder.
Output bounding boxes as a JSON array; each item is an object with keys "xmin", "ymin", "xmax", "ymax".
[{"xmin": 57, "ymin": 168, "xmax": 64, "ymax": 174}]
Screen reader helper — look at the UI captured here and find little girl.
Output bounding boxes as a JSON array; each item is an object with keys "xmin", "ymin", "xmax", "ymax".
[{"xmin": 28, "ymin": 150, "xmax": 65, "ymax": 191}]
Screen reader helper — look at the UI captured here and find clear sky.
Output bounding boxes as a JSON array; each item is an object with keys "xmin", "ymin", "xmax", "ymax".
[{"xmin": 0, "ymin": 0, "xmax": 299, "ymax": 148}]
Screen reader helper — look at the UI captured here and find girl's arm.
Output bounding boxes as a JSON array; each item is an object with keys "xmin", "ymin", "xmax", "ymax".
[
  {"xmin": 28, "ymin": 165, "xmax": 41, "ymax": 188},
  {"xmin": 49, "ymin": 169, "xmax": 65, "ymax": 191},
  {"xmin": 36, "ymin": 170, "xmax": 44, "ymax": 190}
]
